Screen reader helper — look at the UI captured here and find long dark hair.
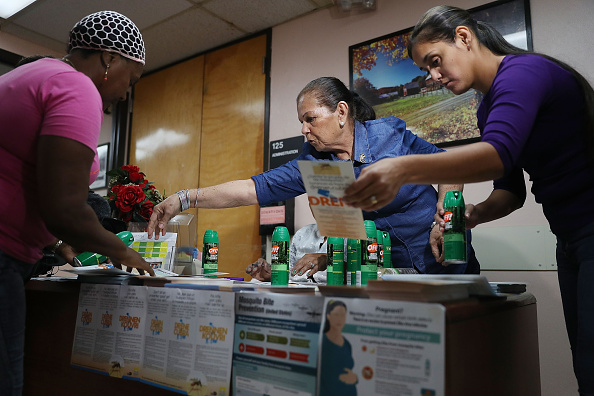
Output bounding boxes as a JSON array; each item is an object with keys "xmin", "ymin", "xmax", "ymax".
[
  {"xmin": 297, "ymin": 77, "xmax": 376, "ymax": 123},
  {"xmin": 407, "ymin": 5, "xmax": 594, "ymax": 156},
  {"xmin": 323, "ymin": 299, "xmax": 347, "ymax": 333}
]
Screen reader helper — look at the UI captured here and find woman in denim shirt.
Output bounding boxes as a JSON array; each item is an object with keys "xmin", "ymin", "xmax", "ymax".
[{"xmin": 149, "ymin": 77, "xmax": 479, "ymax": 274}]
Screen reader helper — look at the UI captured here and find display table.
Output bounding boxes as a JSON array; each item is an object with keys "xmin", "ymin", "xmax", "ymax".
[{"xmin": 23, "ymin": 279, "xmax": 540, "ymax": 396}]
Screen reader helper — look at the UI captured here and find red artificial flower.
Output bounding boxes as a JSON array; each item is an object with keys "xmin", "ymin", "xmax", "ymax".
[
  {"xmin": 106, "ymin": 164, "xmax": 164, "ymax": 224},
  {"xmin": 121, "ymin": 165, "xmax": 139, "ymax": 173},
  {"xmin": 128, "ymin": 170, "xmax": 144, "ymax": 183},
  {"xmin": 139, "ymin": 200, "xmax": 154, "ymax": 221},
  {"xmin": 110, "ymin": 184, "xmax": 122, "ymax": 196},
  {"xmin": 115, "ymin": 185, "xmax": 146, "ymax": 213}
]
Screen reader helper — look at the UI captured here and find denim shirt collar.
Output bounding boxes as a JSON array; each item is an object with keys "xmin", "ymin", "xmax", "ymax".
[
  {"xmin": 327, "ymin": 121, "xmax": 372, "ymax": 164},
  {"xmin": 352, "ymin": 121, "xmax": 373, "ymax": 164}
]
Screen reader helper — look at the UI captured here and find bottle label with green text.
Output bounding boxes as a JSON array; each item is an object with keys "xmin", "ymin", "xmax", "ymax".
[
  {"xmin": 328, "ymin": 244, "xmax": 344, "ymax": 285},
  {"xmin": 203, "ymin": 242, "xmax": 218, "ymax": 274},
  {"xmin": 271, "ymin": 240, "xmax": 289, "ymax": 285}
]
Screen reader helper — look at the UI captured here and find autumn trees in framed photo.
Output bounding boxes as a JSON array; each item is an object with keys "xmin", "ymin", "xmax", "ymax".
[{"xmin": 349, "ymin": 0, "xmax": 532, "ymax": 147}]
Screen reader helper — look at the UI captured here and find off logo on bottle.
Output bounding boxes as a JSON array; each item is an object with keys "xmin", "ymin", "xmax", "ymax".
[
  {"xmin": 271, "ymin": 244, "xmax": 280, "ymax": 259},
  {"xmin": 208, "ymin": 247, "xmax": 218, "ymax": 255},
  {"xmin": 444, "ymin": 211, "xmax": 453, "ymax": 230},
  {"xmin": 367, "ymin": 243, "xmax": 378, "ymax": 253}
]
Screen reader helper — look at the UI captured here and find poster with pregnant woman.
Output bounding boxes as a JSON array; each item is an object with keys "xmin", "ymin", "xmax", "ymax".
[{"xmin": 318, "ymin": 298, "xmax": 445, "ymax": 396}]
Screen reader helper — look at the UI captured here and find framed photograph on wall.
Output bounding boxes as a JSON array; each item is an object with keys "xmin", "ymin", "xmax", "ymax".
[
  {"xmin": 349, "ymin": 0, "xmax": 532, "ymax": 147},
  {"xmin": 90, "ymin": 143, "xmax": 110, "ymax": 190}
]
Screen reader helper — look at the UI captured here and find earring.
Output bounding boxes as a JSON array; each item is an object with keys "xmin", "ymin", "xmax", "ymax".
[
  {"xmin": 339, "ymin": 121, "xmax": 345, "ymax": 127},
  {"xmin": 104, "ymin": 64, "xmax": 110, "ymax": 81}
]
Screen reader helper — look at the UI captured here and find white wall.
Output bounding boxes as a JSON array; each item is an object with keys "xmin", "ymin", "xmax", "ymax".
[{"xmin": 269, "ymin": 0, "xmax": 594, "ymax": 394}]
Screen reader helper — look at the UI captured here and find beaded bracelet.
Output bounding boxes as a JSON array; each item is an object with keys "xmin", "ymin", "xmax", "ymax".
[{"xmin": 176, "ymin": 189, "xmax": 191, "ymax": 211}]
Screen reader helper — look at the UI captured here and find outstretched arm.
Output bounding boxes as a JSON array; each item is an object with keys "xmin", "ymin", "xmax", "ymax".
[
  {"xmin": 38, "ymin": 136, "xmax": 154, "ymax": 275},
  {"xmin": 147, "ymin": 179, "xmax": 259, "ymax": 239}
]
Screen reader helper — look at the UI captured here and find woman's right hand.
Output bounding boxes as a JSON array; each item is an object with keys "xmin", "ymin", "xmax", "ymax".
[
  {"xmin": 147, "ymin": 194, "xmax": 182, "ymax": 240},
  {"xmin": 246, "ymin": 258, "xmax": 271, "ymax": 281},
  {"xmin": 111, "ymin": 247, "xmax": 155, "ymax": 276},
  {"xmin": 291, "ymin": 253, "xmax": 327, "ymax": 278}
]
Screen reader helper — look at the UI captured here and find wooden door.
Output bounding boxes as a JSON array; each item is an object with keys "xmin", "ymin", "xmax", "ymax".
[
  {"xmin": 130, "ymin": 34, "xmax": 267, "ymax": 278},
  {"xmin": 130, "ymin": 55, "xmax": 204, "ymax": 231},
  {"xmin": 199, "ymin": 35, "xmax": 267, "ymax": 278}
]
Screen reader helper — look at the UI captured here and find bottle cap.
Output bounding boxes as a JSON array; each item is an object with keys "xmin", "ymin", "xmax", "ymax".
[
  {"xmin": 117, "ymin": 230, "xmax": 134, "ymax": 246},
  {"xmin": 327, "ymin": 236, "xmax": 343, "ymax": 245},
  {"xmin": 444, "ymin": 190, "xmax": 465, "ymax": 207},
  {"xmin": 272, "ymin": 226, "xmax": 290, "ymax": 242},
  {"xmin": 203, "ymin": 230, "xmax": 218, "ymax": 243},
  {"xmin": 364, "ymin": 220, "xmax": 377, "ymax": 238},
  {"xmin": 376, "ymin": 230, "xmax": 383, "ymax": 245}
]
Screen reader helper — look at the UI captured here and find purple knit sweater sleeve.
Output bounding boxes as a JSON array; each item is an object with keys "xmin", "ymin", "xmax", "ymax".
[{"xmin": 478, "ymin": 55, "xmax": 552, "ymax": 174}]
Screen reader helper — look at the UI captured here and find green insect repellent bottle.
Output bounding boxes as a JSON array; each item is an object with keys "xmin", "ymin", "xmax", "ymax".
[
  {"xmin": 74, "ymin": 231, "xmax": 135, "ymax": 266},
  {"xmin": 327, "ymin": 237, "xmax": 345, "ymax": 285},
  {"xmin": 202, "ymin": 230, "xmax": 219, "ymax": 274},
  {"xmin": 361, "ymin": 220, "xmax": 378, "ymax": 285},
  {"xmin": 346, "ymin": 238, "xmax": 361, "ymax": 286},
  {"xmin": 382, "ymin": 231, "xmax": 392, "ymax": 268},
  {"xmin": 271, "ymin": 226, "xmax": 290, "ymax": 285},
  {"xmin": 376, "ymin": 229, "xmax": 384, "ymax": 269},
  {"xmin": 443, "ymin": 190, "xmax": 467, "ymax": 264}
]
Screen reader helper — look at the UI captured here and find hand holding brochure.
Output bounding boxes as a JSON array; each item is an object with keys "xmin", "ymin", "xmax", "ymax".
[{"xmin": 298, "ymin": 160, "xmax": 367, "ymax": 239}]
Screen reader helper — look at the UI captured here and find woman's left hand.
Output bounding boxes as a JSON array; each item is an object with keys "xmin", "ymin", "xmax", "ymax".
[
  {"xmin": 292, "ymin": 253, "xmax": 327, "ymax": 278},
  {"xmin": 339, "ymin": 368, "xmax": 358, "ymax": 385},
  {"xmin": 430, "ymin": 222, "xmax": 445, "ymax": 264}
]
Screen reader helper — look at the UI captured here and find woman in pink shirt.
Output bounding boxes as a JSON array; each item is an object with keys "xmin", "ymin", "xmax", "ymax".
[{"xmin": 0, "ymin": 11, "xmax": 154, "ymax": 394}]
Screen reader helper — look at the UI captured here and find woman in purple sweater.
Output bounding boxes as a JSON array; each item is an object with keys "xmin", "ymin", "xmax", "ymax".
[{"xmin": 344, "ymin": 6, "xmax": 594, "ymax": 395}]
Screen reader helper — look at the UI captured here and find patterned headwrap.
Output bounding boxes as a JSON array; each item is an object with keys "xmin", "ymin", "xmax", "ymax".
[{"xmin": 68, "ymin": 11, "xmax": 145, "ymax": 65}]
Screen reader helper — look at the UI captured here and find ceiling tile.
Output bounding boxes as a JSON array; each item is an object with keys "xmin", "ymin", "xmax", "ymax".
[
  {"xmin": 141, "ymin": 6, "xmax": 245, "ymax": 71},
  {"xmin": 201, "ymin": 0, "xmax": 318, "ymax": 32},
  {"xmin": 0, "ymin": 0, "xmax": 334, "ymax": 72},
  {"xmin": 9, "ymin": 0, "xmax": 193, "ymax": 43}
]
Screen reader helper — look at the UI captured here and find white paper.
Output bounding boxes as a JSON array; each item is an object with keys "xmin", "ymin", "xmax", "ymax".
[
  {"xmin": 63, "ymin": 265, "xmax": 180, "ymax": 278},
  {"xmin": 298, "ymin": 160, "xmax": 366, "ymax": 239},
  {"xmin": 140, "ymin": 288, "xmax": 235, "ymax": 395},
  {"xmin": 318, "ymin": 297, "xmax": 445, "ymax": 395},
  {"xmin": 70, "ymin": 284, "xmax": 149, "ymax": 380},
  {"xmin": 71, "ymin": 284, "xmax": 235, "ymax": 395},
  {"xmin": 71, "ymin": 284, "xmax": 121, "ymax": 375},
  {"xmin": 131, "ymin": 232, "xmax": 177, "ymax": 271}
]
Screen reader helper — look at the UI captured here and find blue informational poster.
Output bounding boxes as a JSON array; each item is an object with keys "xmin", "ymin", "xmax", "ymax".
[{"xmin": 232, "ymin": 292, "xmax": 324, "ymax": 396}]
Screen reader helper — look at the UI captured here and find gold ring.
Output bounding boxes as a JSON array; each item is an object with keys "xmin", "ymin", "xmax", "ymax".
[
  {"xmin": 370, "ymin": 195, "xmax": 378, "ymax": 205},
  {"xmin": 310, "ymin": 262, "xmax": 315, "ymax": 268}
]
